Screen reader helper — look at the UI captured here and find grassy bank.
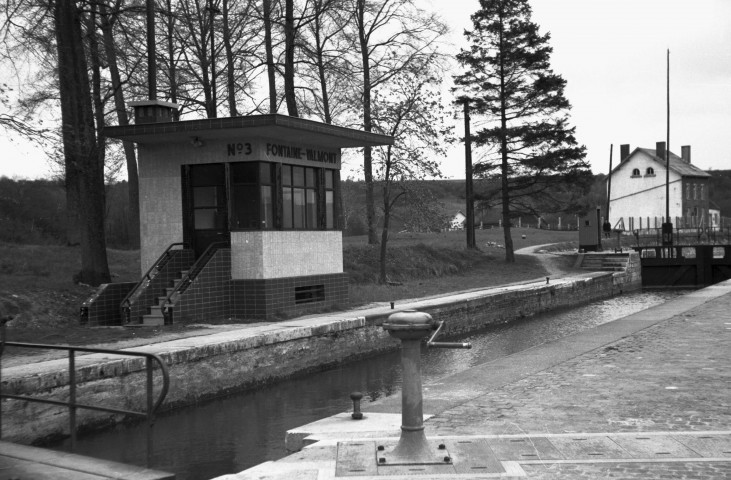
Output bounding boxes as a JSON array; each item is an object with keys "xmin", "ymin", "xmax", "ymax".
[{"xmin": 0, "ymin": 228, "xmax": 579, "ymax": 346}]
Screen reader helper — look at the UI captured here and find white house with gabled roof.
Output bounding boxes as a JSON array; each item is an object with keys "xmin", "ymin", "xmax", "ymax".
[{"xmin": 607, "ymin": 142, "xmax": 712, "ymax": 231}]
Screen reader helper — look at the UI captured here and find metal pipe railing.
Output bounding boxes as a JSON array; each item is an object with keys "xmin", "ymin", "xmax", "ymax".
[
  {"xmin": 160, "ymin": 240, "xmax": 229, "ymax": 322},
  {"xmin": 0, "ymin": 326, "xmax": 169, "ymax": 467},
  {"xmin": 121, "ymin": 241, "xmax": 188, "ymax": 324}
]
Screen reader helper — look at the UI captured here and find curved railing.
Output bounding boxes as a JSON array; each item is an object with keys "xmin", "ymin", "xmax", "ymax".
[
  {"xmin": 160, "ymin": 241, "xmax": 229, "ymax": 322},
  {"xmin": 0, "ymin": 325, "xmax": 170, "ymax": 467},
  {"xmin": 120, "ymin": 242, "xmax": 188, "ymax": 324}
]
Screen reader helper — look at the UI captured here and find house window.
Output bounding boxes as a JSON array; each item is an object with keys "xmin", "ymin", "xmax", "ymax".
[
  {"xmin": 686, "ymin": 184, "xmax": 691, "ymax": 200},
  {"xmin": 694, "ymin": 184, "xmax": 697, "ymax": 200},
  {"xmin": 645, "ymin": 167, "xmax": 655, "ymax": 176},
  {"xmin": 632, "ymin": 168, "xmax": 640, "ymax": 177},
  {"xmin": 699, "ymin": 184, "xmax": 704, "ymax": 200},
  {"xmin": 282, "ymin": 165, "xmax": 319, "ymax": 229}
]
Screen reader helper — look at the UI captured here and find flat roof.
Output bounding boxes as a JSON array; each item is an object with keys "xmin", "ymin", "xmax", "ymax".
[{"xmin": 105, "ymin": 114, "xmax": 394, "ymax": 148}]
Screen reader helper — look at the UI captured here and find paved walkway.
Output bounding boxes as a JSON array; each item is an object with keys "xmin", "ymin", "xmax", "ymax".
[{"xmin": 216, "ymin": 281, "xmax": 731, "ymax": 479}]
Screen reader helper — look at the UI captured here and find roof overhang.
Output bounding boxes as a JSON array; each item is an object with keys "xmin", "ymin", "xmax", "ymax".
[{"xmin": 105, "ymin": 114, "xmax": 394, "ymax": 148}]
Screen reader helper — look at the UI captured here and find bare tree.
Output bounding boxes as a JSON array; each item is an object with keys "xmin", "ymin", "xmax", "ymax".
[
  {"xmin": 351, "ymin": 0, "xmax": 448, "ymax": 244},
  {"xmin": 54, "ymin": 0, "xmax": 110, "ymax": 285},
  {"xmin": 370, "ymin": 61, "xmax": 453, "ymax": 283}
]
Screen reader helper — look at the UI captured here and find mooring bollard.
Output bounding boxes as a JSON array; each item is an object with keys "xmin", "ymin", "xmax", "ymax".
[
  {"xmin": 350, "ymin": 391, "xmax": 363, "ymax": 420},
  {"xmin": 380, "ymin": 310, "xmax": 471, "ymax": 464}
]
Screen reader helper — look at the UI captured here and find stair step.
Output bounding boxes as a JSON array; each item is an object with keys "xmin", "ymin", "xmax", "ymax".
[{"xmin": 142, "ymin": 315, "xmax": 165, "ymax": 326}]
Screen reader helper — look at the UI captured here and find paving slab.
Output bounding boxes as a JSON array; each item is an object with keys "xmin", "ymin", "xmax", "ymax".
[{"xmin": 0, "ymin": 441, "xmax": 175, "ymax": 479}]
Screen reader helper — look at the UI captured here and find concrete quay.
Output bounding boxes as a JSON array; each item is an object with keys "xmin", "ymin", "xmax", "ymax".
[{"xmin": 215, "ymin": 280, "xmax": 731, "ymax": 480}]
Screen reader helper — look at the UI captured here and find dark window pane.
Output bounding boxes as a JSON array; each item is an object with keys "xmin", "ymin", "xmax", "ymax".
[
  {"xmin": 305, "ymin": 168, "xmax": 316, "ymax": 187},
  {"xmin": 326, "ymin": 191, "xmax": 334, "ymax": 229},
  {"xmin": 194, "ymin": 209, "xmax": 216, "ymax": 229},
  {"xmin": 293, "ymin": 166, "xmax": 305, "ymax": 186},
  {"xmin": 325, "ymin": 170, "xmax": 334, "ymax": 189},
  {"xmin": 231, "ymin": 184, "xmax": 259, "ymax": 229},
  {"xmin": 259, "ymin": 162, "xmax": 272, "ymax": 184},
  {"xmin": 191, "ymin": 164, "xmax": 225, "ymax": 186},
  {"xmin": 283, "ymin": 188, "xmax": 293, "ymax": 228},
  {"xmin": 306, "ymin": 189, "xmax": 317, "ymax": 228},
  {"xmin": 261, "ymin": 186, "xmax": 273, "ymax": 229},
  {"xmin": 193, "ymin": 186, "xmax": 217, "ymax": 207},
  {"xmin": 231, "ymin": 162, "xmax": 258, "ymax": 184},
  {"xmin": 282, "ymin": 165, "xmax": 292, "ymax": 186},
  {"xmin": 293, "ymin": 188, "xmax": 305, "ymax": 228}
]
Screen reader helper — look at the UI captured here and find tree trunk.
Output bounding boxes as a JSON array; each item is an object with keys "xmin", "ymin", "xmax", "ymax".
[
  {"xmin": 166, "ymin": 0, "xmax": 179, "ymax": 120},
  {"xmin": 54, "ymin": 0, "xmax": 110, "ymax": 286},
  {"xmin": 498, "ymin": 7, "xmax": 514, "ymax": 262},
  {"xmin": 283, "ymin": 0, "xmax": 298, "ymax": 116},
  {"xmin": 100, "ymin": 2, "xmax": 140, "ymax": 249},
  {"xmin": 222, "ymin": 0, "xmax": 238, "ymax": 117},
  {"xmin": 263, "ymin": 0, "xmax": 277, "ymax": 113},
  {"xmin": 357, "ymin": 0, "xmax": 377, "ymax": 244},
  {"xmin": 314, "ymin": 15, "xmax": 331, "ymax": 124}
]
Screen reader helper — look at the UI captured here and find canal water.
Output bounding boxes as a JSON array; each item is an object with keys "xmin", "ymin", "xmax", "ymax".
[{"xmin": 53, "ymin": 289, "xmax": 685, "ymax": 479}]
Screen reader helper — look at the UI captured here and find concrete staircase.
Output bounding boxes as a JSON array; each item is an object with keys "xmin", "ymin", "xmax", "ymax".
[
  {"xmin": 578, "ymin": 254, "xmax": 629, "ymax": 272},
  {"xmin": 141, "ymin": 270, "xmax": 189, "ymax": 326}
]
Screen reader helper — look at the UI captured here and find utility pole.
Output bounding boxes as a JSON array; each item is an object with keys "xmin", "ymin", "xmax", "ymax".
[
  {"xmin": 662, "ymin": 48, "xmax": 673, "ymax": 248},
  {"xmin": 463, "ymin": 101, "xmax": 476, "ymax": 249}
]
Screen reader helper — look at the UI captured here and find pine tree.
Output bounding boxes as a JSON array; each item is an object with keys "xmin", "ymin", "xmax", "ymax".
[{"xmin": 454, "ymin": 0, "xmax": 590, "ymax": 262}]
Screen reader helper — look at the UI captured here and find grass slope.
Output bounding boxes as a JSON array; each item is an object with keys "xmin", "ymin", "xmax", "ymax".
[{"xmin": 0, "ymin": 228, "xmax": 578, "ymax": 347}]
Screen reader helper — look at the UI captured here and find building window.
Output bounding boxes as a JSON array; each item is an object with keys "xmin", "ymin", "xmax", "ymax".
[
  {"xmin": 231, "ymin": 162, "xmax": 275, "ymax": 229},
  {"xmin": 282, "ymin": 165, "xmax": 319, "ymax": 229},
  {"xmin": 686, "ymin": 184, "xmax": 691, "ymax": 200},
  {"xmin": 699, "ymin": 184, "xmax": 704, "ymax": 200},
  {"xmin": 694, "ymin": 184, "xmax": 697, "ymax": 200},
  {"xmin": 631, "ymin": 168, "xmax": 640, "ymax": 177},
  {"xmin": 645, "ymin": 167, "xmax": 655, "ymax": 176}
]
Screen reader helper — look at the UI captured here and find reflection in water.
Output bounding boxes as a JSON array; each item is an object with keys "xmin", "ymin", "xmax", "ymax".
[{"xmin": 54, "ymin": 289, "xmax": 684, "ymax": 480}]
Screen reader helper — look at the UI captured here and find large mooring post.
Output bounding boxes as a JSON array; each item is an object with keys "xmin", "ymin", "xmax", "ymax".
[{"xmin": 380, "ymin": 310, "xmax": 470, "ymax": 465}]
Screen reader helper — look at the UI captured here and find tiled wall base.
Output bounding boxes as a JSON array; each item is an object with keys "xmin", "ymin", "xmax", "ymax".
[
  {"xmin": 229, "ymin": 274, "xmax": 349, "ymax": 320},
  {"xmin": 173, "ymin": 249, "xmax": 349, "ymax": 322},
  {"xmin": 81, "ymin": 282, "xmax": 137, "ymax": 326}
]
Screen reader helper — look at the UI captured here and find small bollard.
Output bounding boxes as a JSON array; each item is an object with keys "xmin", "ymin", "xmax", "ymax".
[
  {"xmin": 546, "ymin": 276, "xmax": 550, "ymax": 284},
  {"xmin": 350, "ymin": 391, "xmax": 363, "ymax": 420},
  {"xmin": 390, "ymin": 301, "xmax": 394, "ymax": 309}
]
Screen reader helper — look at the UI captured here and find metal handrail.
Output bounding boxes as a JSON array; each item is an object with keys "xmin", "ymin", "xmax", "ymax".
[
  {"xmin": 0, "ymin": 329, "xmax": 170, "ymax": 467},
  {"xmin": 160, "ymin": 241, "xmax": 229, "ymax": 321},
  {"xmin": 120, "ymin": 242, "xmax": 188, "ymax": 323}
]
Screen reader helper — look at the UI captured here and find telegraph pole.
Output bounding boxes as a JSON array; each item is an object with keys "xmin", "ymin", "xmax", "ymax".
[
  {"xmin": 662, "ymin": 49, "xmax": 673, "ymax": 248},
  {"xmin": 463, "ymin": 101, "xmax": 476, "ymax": 249}
]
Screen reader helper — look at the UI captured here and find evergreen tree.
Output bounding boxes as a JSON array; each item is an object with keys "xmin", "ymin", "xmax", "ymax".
[{"xmin": 454, "ymin": 0, "xmax": 590, "ymax": 262}]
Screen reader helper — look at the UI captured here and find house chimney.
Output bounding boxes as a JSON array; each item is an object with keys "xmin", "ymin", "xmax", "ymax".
[
  {"xmin": 681, "ymin": 145, "xmax": 691, "ymax": 163},
  {"xmin": 620, "ymin": 144, "xmax": 630, "ymax": 162},
  {"xmin": 656, "ymin": 141, "xmax": 666, "ymax": 161}
]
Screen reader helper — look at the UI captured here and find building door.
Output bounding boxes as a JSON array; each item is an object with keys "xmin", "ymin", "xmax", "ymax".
[{"xmin": 183, "ymin": 164, "xmax": 229, "ymax": 257}]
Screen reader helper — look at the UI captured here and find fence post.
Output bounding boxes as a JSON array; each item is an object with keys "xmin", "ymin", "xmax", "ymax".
[{"xmin": 69, "ymin": 349, "xmax": 77, "ymax": 451}]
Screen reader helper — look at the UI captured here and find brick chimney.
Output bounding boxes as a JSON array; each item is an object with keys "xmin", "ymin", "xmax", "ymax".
[
  {"xmin": 656, "ymin": 141, "xmax": 666, "ymax": 161},
  {"xmin": 620, "ymin": 144, "xmax": 630, "ymax": 162},
  {"xmin": 681, "ymin": 145, "xmax": 691, "ymax": 163},
  {"xmin": 130, "ymin": 99, "xmax": 180, "ymax": 124}
]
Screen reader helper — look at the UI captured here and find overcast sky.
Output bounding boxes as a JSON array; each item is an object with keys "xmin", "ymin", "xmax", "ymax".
[
  {"xmin": 433, "ymin": 0, "xmax": 731, "ymax": 178},
  {"xmin": 1, "ymin": 0, "xmax": 729, "ymax": 179}
]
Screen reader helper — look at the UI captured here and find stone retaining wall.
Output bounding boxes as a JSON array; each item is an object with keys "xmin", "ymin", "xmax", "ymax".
[{"xmin": 2, "ymin": 268, "xmax": 639, "ymax": 445}]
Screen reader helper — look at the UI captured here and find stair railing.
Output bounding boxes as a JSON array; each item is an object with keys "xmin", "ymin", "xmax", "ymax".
[
  {"xmin": 121, "ymin": 242, "xmax": 188, "ymax": 324},
  {"xmin": 160, "ymin": 241, "xmax": 229, "ymax": 323},
  {"xmin": 0, "ymin": 320, "xmax": 170, "ymax": 467}
]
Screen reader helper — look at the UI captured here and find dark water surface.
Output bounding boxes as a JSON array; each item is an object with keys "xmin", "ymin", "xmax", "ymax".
[{"xmin": 53, "ymin": 289, "xmax": 685, "ymax": 479}]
